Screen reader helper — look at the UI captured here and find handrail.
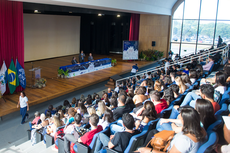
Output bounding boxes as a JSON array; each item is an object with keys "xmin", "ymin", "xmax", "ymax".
[{"xmin": 116, "ymin": 45, "xmax": 229, "ymax": 86}]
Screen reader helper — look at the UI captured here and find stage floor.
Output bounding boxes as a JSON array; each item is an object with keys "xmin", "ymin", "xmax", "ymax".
[{"xmin": 0, "ymin": 54, "xmax": 153, "ymax": 117}]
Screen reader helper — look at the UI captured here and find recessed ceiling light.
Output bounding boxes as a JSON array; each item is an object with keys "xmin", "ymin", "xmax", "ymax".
[
  {"xmin": 117, "ymin": 15, "xmax": 121, "ymax": 17},
  {"xmin": 98, "ymin": 14, "xmax": 102, "ymax": 16},
  {"xmin": 34, "ymin": 10, "xmax": 38, "ymax": 13}
]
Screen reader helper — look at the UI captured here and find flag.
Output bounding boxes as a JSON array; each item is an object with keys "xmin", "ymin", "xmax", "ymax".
[
  {"xmin": 8, "ymin": 60, "xmax": 18, "ymax": 94},
  {"xmin": 0, "ymin": 61, "xmax": 8, "ymax": 95},
  {"xmin": 16, "ymin": 59, "xmax": 26, "ymax": 89}
]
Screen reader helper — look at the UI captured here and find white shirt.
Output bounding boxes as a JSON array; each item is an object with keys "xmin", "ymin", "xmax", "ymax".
[
  {"xmin": 215, "ymin": 86, "xmax": 227, "ymax": 94},
  {"xmin": 19, "ymin": 96, "xmax": 28, "ymax": 108},
  {"xmin": 165, "ymin": 62, "xmax": 170, "ymax": 72},
  {"xmin": 190, "ymin": 78, "xmax": 196, "ymax": 84}
]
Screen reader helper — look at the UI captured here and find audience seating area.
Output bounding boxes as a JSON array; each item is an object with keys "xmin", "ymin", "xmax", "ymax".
[{"xmin": 25, "ymin": 45, "xmax": 230, "ymax": 153}]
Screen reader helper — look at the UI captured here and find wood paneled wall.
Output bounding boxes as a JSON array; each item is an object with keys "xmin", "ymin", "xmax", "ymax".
[{"xmin": 139, "ymin": 14, "xmax": 171, "ymax": 57}]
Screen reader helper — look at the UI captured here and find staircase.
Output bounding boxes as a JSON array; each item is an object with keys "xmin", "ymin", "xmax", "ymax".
[{"xmin": 0, "ymin": 137, "xmax": 57, "ymax": 153}]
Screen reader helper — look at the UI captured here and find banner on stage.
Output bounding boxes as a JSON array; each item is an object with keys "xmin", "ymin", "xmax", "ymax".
[
  {"xmin": 60, "ymin": 58, "xmax": 111, "ymax": 78},
  {"xmin": 123, "ymin": 41, "xmax": 139, "ymax": 60}
]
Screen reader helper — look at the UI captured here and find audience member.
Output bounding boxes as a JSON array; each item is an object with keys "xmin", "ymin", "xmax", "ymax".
[
  {"xmin": 94, "ymin": 113, "xmax": 140, "ymax": 153},
  {"xmin": 175, "ymin": 76, "xmax": 187, "ymax": 94},
  {"xmin": 64, "ymin": 114, "xmax": 102, "ymax": 152}
]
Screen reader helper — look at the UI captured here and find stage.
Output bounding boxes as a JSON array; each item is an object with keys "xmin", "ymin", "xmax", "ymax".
[{"xmin": 0, "ymin": 54, "xmax": 153, "ymax": 117}]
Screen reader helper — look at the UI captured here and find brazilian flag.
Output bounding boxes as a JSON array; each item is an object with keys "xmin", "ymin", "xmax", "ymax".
[{"xmin": 8, "ymin": 60, "xmax": 19, "ymax": 94}]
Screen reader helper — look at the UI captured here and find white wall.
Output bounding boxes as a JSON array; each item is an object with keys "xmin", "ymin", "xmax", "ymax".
[
  {"xmin": 14, "ymin": 0, "xmax": 178, "ymax": 15},
  {"xmin": 24, "ymin": 14, "xmax": 80, "ymax": 61}
]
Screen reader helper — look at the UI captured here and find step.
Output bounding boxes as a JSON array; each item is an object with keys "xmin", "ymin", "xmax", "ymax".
[
  {"xmin": 0, "ymin": 145, "xmax": 23, "ymax": 153},
  {"xmin": 43, "ymin": 145, "xmax": 58, "ymax": 153},
  {"xmin": 16, "ymin": 140, "xmax": 32, "ymax": 152},
  {"xmin": 23, "ymin": 141, "xmax": 46, "ymax": 153},
  {"xmin": 13, "ymin": 137, "xmax": 28, "ymax": 146}
]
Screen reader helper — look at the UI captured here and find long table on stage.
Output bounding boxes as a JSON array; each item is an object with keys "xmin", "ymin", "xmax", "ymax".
[{"xmin": 59, "ymin": 58, "xmax": 111, "ymax": 78}]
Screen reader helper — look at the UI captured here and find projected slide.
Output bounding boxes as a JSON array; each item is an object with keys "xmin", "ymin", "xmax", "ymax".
[{"xmin": 123, "ymin": 41, "xmax": 139, "ymax": 60}]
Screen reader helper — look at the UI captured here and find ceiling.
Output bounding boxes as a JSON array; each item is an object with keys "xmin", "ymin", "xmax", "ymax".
[{"xmin": 12, "ymin": 0, "xmax": 178, "ymax": 15}]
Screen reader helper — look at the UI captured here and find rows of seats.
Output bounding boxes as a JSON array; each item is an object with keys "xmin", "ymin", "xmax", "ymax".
[{"xmin": 28, "ymin": 49, "xmax": 229, "ymax": 153}]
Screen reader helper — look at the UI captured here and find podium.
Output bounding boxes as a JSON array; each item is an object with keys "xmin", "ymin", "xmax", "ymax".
[{"xmin": 29, "ymin": 67, "xmax": 42, "ymax": 88}]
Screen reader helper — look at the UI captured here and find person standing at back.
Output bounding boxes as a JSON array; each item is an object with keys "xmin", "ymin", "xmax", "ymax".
[
  {"xmin": 217, "ymin": 35, "xmax": 223, "ymax": 47},
  {"xmin": 17, "ymin": 91, "xmax": 29, "ymax": 124},
  {"xmin": 79, "ymin": 50, "xmax": 85, "ymax": 63}
]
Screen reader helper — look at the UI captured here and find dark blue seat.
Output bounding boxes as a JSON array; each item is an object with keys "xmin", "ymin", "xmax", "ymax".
[
  {"xmin": 215, "ymin": 103, "xmax": 229, "ymax": 120},
  {"xmin": 197, "ymin": 131, "xmax": 219, "ymax": 153},
  {"xmin": 105, "ymin": 119, "xmax": 159, "ymax": 153}
]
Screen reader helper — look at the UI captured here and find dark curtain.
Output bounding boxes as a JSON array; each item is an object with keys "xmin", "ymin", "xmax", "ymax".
[
  {"xmin": 0, "ymin": 0, "xmax": 24, "ymax": 94},
  {"xmin": 80, "ymin": 14, "xmax": 130, "ymax": 55},
  {"xmin": 129, "ymin": 14, "xmax": 140, "ymax": 41}
]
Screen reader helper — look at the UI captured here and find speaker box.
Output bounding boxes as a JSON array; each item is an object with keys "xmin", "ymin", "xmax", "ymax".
[{"xmin": 152, "ymin": 41, "xmax": 156, "ymax": 47}]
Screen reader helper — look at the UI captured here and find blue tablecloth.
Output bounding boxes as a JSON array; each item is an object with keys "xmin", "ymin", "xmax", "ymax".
[{"xmin": 59, "ymin": 58, "xmax": 111, "ymax": 77}]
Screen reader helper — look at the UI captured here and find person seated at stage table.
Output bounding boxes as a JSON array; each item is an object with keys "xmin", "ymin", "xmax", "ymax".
[
  {"xmin": 88, "ymin": 53, "xmax": 94, "ymax": 61},
  {"xmin": 79, "ymin": 50, "xmax": 85, "ymax": 63},
  {"xmin": 71, "ymin": 57, "xmax": 78, "ymax": 65}
]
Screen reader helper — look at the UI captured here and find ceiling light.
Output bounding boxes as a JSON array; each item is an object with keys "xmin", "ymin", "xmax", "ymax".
[
  {"xmin": 117, "ymin": 15, "xmax": 121, "ymax": 17},
  {"xmin": 69, "ymin": 11, "xmax": 72, "ymax": 13},
  {"xmin": 34, "ymin": 10, "xmax": 38, "ymax": 13},
  {"xmin": 98, "ymin": 14, "xmax": 102, "ymax": 16}
]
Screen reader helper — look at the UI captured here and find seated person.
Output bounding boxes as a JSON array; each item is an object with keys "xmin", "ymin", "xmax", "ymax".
[
  {"xmin": 46, "ymin": 113, "xmax": 64, "ymax": 137},
  {"xmin": 88, "ymin": 53, "xmax": 94, "ymax": 61},
  {"xmin": 134, "ymin": 101, "xmax": 157, "ymax": 132},
  {"xmin": 133, "ymin": 86, "xmax": 148, "ymax": 109},
  {"xmin": 170, "ymin": 84, "xmax": 180, "ymax": 99},
  {"xmin": 189, "ymin": 69, "xmax": 197, "ymax": 84},
  {"xmin": 202, "ymin": 56, "xmax": 214, "ymax": 71},
  {"xmin": 94, "ymin": 113, "xmax": 140, "ymax": 153},
  {"xmin": 138, "ymin": 106, "xmax": 207, "ymax": 153},
  {"xmin": 158, "ymin": 99, "xmax": 216, "ymax": 133},
  {"xmin": 180, "ymin": 84, "xmax": 220, "ymax": 113},
  {"xmin": 107, "ymin": 88, "xmax": 112, "ymax": 99},
  {"xmin": 175, "ymin": 76, "xmax": 187, "ymax": 94},
  {"xmin": 31, "ymin": 111, "xmax": 40, "ymax": 125},
  {"xmin": 113, "ymin": 94, "xmax": 133, "ymax": 120},
  {"xmin": 64, "ymin": 114, "xmax": 102, "ymax": 153},
  {"xmin": 45, "ymin": 105, "xmax": 56, "ymax": 115},
  {"xmin": 136, "ymin": 90, "xmax": 168, "ymax": 116},
  {"xmin": 71, "ymin": 57, "xmax": 78, "ymax": 65}
]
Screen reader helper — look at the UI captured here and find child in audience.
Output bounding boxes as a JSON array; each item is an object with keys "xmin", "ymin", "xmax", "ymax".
[
  {"xmin": 64, "ymin": 114, "xmax": 103, "ymax": 153},
  {"xmin": 94, "ymin": 113, "xmax": 140, "ymax": 153}
]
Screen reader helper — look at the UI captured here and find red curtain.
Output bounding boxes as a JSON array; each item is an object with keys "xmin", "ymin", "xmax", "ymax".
[
  {"xmin": 0, "ymin": 0, "xmax": 24, "ymax": 94},
  {"xmin": 129, "ymin": 14, "xmax": 140, "ymax": 41}
]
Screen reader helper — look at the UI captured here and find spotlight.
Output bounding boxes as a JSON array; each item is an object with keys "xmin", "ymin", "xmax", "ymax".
[
  {"xmin": 34, "ymin": 10, "xmax": 38, "ymax": 13},
  {"xmin": 117, "ymin": 15, "xmax": 121, "ymax": 17},
  {"xmin": 98, "ymin": 14, "xmax": 102, "ymax": 16}
]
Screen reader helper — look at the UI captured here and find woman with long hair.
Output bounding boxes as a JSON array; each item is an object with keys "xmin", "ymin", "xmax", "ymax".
[
  {"xmin": 175, "ymin": 76, "xmax": 187, "ymax": 94},
  {"xmin": 163, "ymin": 88, "xmax": 175, "ymax": 106},
  {"xmin": 154, "ymin": 80, "xmax": 163, "ymax": 92},
  {"xmin": 96, "ymin": 101, "xmax": 107, "ymax": 118},
  {"xmin": 98, "ymin": 109, "xmax": 114, "ymax": 129},
  {"xmin": 214, "ymin": 71, "xmax": 227, "ymax": 94},
  {"xmin": 133, "ymin": 86, "xmax": 148, "ymax": 105},
  {"xmin": 195, "ymin": 99, "xmax": 216, "ymax": 130},
  {"xmin": 17, "ymin": 91, "xmax": 29, "ymax": 124},
  {"xmin": 181, "ymin": 74, "xmax": 192, "ymax": 88},
  {"xmin": 139, "ymin": 106, "xmax": 206, "ymax": 153}
]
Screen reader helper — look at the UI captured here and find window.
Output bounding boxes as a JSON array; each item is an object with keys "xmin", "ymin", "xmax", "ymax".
[{"xmin": 171, "ymin": 0, "xmax": 230, "ymax": 55}]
